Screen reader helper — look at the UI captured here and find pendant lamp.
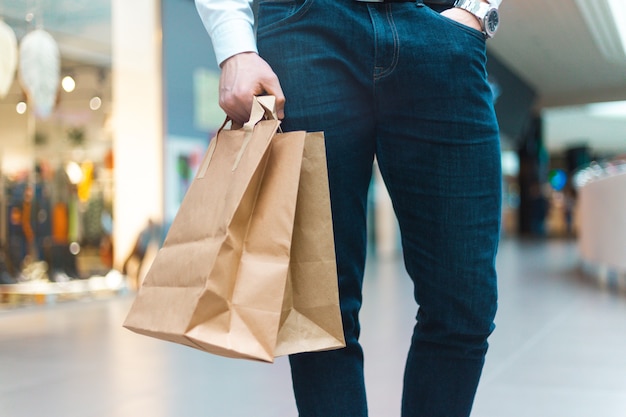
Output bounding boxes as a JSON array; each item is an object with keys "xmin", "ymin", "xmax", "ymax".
[
  {"xmin": 19, "ymin": 29, "xmax": 60, "ymax": 119},
  {"xmin": 0, "ymin": 20, "xmax": 18, "ymax": 99}
]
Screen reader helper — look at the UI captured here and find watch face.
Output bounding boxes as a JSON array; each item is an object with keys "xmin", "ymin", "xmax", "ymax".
[{"xmin": 486, "ymin": 9, "xmax": 499, "ymax": 36}]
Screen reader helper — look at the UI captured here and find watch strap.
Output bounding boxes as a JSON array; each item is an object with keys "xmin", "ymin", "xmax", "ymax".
[{"xmin": 454, "ymin": 0, "xmax": 482, "ymax": 15}]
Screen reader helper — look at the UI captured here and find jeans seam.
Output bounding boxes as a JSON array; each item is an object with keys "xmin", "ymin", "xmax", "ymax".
[{"xmin": 373, "ymin": 5, "xmax": 400, "ymax": 80}]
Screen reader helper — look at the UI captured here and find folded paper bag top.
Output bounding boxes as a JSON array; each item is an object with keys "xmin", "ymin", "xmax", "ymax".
[{"xmin": 123, "ymin": 96, "xmax": 345, "ymax": 362}]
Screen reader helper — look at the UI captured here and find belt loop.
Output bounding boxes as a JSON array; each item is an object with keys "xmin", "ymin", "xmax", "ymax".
[{"xmin": 354, "ymin": 0, "xmax": 416, "ymax": 3}]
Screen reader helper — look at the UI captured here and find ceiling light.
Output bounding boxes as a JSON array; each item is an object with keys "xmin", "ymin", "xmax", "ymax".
[
  {"xmin": 574, "ymin": 0, "xmax": 626, "ymax": 62},
  {"xmin": 19, "ymin": 29, "xmax": 60, "ymax": 118},
  {"xmin": 608, "ymin": 0, "xmax": 626, "ymax": 51},
  {"xmin": 586, "ymin": 100, "xmax": 626, "ymax": 118},
  {"xmin": 0, "ymin": 20, "xmax": 18, "ymax": 99},
  {"xmin": 62, "ymin": 75, "xmax": 76, "ymax": 92},
  {"xmin": 89, "ymin": 95, "xmax": 102, "ymax": 110},
  {"xmin": 65, "ymin": 161, "xmax": 83, "ymax": 185},
  {"xmin": 16, "ymin": 101, "xmax": 27, "ymax": 114}
]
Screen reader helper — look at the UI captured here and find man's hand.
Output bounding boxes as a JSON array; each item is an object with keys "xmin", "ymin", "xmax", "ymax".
[
  {"xmin": 218, "ymin": 52, "xmax": 285, "ymax": 125},
  {"xmin": 440, "ymin": 2, "xmax": 485, "ymax": 33}
]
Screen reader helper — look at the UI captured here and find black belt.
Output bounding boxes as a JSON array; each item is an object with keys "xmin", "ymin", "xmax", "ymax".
[
  {"xmin": 355, "ymin": 0, "xmax": 416, "ymax": 2},
  {"xmin": 355, "ymin": 0, "xmax": 456, "ymax": 5}
]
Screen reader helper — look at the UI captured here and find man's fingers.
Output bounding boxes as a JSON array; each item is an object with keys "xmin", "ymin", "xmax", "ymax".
[
  {"xmin": 262, "ymin": 78, "xmax": 286, "ymax": 120},
  {"xmin": 219, "ymin": 86, "xmax": 254, "ymax": 124}
]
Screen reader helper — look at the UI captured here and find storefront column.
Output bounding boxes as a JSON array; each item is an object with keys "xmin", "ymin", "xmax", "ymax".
[{"xmin": 111, "ymin": 0, "xmax": 163, "ymax": 269}]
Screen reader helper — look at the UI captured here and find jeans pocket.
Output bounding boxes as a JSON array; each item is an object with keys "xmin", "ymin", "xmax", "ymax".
[
  {"xmin": 257, "ymin": 0, "xmax": 315, "ymax": 36},
  {"xmin": 425, "ymin": 7, "xmax": 486, "ymax": 41}
]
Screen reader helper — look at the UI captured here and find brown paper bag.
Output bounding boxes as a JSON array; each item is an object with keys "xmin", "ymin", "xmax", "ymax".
[{"xmin": 123, "ymin": 96, "xmax": 345, "ymax": 362}]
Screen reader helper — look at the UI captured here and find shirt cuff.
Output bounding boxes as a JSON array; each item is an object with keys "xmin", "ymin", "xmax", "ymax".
[{"xmin": 209, "ymin": 19, "xmax": 258, "ymax": 66}]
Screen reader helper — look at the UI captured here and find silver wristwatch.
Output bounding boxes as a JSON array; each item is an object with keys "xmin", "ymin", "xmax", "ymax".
[{"xmin": 453, "ymin": 0, "xmax": 500, "ymax": 38}]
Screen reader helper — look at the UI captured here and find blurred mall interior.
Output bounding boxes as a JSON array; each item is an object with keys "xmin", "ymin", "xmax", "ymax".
[{"xmin": 1, "ymin": 0, "xmax": 626, "ymax": 416}]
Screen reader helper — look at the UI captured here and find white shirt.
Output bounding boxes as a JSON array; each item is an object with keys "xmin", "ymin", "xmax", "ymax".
[{"xmin": 195, "ymin": 0, "xmax": 503, "ymax": 66}]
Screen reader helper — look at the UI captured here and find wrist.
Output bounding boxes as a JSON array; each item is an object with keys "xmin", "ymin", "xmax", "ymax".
[{"xmin": 220, "ymin": 51, "xmax": 258, "ymax": 69}]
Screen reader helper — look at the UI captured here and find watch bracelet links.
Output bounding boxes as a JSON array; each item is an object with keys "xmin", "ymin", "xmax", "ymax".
[
  {"xmin": 352, "ymin": 1, "xmax": 490, "ymax": 7},
  {"xmin": 354, "ymin": 0, "xmax": 498, "ymax": 7},
  {"xmin": 355, "ymin": 0, "xmax": 457, "ymax": 4},
  {"xmin": 426, "ymin": 0, "xmax": 497, "ymax": 6}
]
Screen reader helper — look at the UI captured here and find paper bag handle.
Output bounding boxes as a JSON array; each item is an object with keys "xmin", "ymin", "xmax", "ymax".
[
  {"xmin": 198, "ymin": 96, "xmax": 281, "ymax": 176},
  {"xmin": 232, "ymin": 96, "xmax": 280, "ymax": 170},
  {"xmin": 244, "ymin": 95, "xmax": 278, "ymax": 129}
]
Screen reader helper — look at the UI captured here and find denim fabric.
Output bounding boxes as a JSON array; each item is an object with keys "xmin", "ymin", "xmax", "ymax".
[{"xmin": 257, "ymin": 1, "xmax": 501, "ymax": 416}]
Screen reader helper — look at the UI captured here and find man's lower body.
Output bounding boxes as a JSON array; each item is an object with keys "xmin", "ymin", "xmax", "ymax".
[{"xmin": 257, "ymin": 1, "xmax": 502, "ymax": 416}]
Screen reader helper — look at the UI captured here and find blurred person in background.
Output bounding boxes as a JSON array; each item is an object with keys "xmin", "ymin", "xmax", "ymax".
[{"xmin": 122, "ymin": 219, "xmax": 165, "ymax": 289}]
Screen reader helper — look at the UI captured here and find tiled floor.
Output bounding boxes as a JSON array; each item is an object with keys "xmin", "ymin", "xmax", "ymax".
[{"xmin": 1, "ymin": 238, "xmax": 626, "ymax": 417}]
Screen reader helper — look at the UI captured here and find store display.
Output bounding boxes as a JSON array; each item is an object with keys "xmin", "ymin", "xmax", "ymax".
[
  {"xmin": 0, "ymin": 6, "xmax": 125, "ymax": 308},
  {"xmin": 0, "ymin": 19, "xmax": 18, "ymax": 99},
  {"xmin": 18, "ymin": 29, "xmax": 60, "ymax": 118},
  {"xmin": 2, "ymin": 161, "xmax": 113, "ymax": 284}
]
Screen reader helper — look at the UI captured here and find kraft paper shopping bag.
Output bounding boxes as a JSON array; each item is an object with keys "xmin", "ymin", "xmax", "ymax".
[{"xmin": 123, "ymin": 96, "xmax": 344, "ymax": 362}]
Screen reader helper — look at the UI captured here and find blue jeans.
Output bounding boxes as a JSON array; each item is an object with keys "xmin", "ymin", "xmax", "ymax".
[{"xmin": 257, "ymin": 1, "xmax": 501, "ymax": 416}]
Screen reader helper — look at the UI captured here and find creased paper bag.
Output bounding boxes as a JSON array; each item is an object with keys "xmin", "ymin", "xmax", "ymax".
[{"xmin": 123, "ymin": 96, "xmax": 345, "ymax": 362}]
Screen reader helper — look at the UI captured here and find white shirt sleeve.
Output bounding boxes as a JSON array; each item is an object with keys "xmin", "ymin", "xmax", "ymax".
[{"xmin": 194, "ymin": 0, "xmax": 257, "ymax": 66}]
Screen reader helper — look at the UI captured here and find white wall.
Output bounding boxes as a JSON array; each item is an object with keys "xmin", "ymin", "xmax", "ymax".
[{"xmin": 111, "ymin": 0, "xmax": 163, "ymax": 267}]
